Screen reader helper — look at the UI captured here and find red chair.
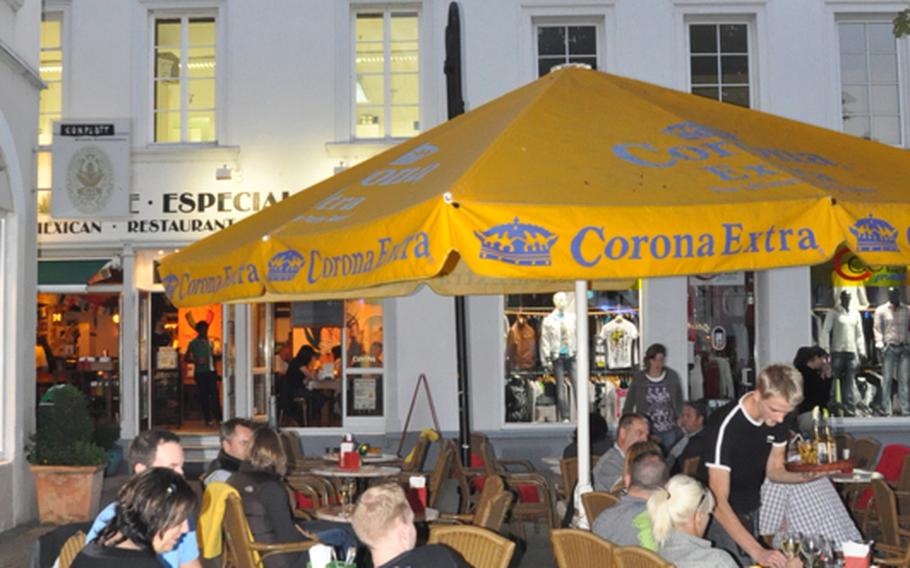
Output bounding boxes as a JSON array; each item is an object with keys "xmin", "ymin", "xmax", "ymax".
[{"xmin": 856, "ymin": 444, "xmax": 910, "ymax": 510}]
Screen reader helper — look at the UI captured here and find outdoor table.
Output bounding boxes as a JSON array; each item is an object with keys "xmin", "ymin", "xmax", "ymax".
[
  {"xmin": 541, "ymin": 457, "xmax": 562, "ymax": 475},
  {"xmin": 760, "ymin": 477, "xmax": 862, "ymax": 547},
  {"xmin": 321, "ymin": 453, "xmax": 400, "ymax": 465},
  {"xmin": 310, "ymin": 464, "xmax": 402, "ymax": 495},
  {"xmin": 314, "ymin": 504, "xmax": 439, "ymax": 524},
  {"xmin": 829, "ymin": 468, "xmax": 884, "ymax": 484}
]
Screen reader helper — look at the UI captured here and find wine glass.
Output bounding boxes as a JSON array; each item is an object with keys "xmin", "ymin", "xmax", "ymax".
[
  {"xmin": 779, "ymin": 532, "xmax": 801, "ymax": 559},
  {"xmin": 817, "ymin": 535, "xmax": 836, "ymax": 568},
  {"xmin": 801, "ymin": 533, "xmax": 821, "ymax": 567},
  {"xmin": 338, "ymin": 485, "xmax": 350, "ymax": 508}
]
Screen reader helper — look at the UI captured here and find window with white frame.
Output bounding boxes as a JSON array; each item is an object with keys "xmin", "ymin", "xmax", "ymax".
[
  {"xmin": 535, "ymin": 23, "xmax": 598, "ymax": 77},
  {"xmin": 153, "ymin": 15, "xmax": 216, "ymax": 143},
  {"xmin": 353, "ymin": 10, "xmax": 420, "ymax": 140},
  {"xmin": 838, "ymin": 21, "xmax": 903, "ymax": 146},
  {"xmin": 688, "ymin": 23, "xmax": 751, "ymax": 108},
  {"xmin": 39, "ymin": 13, "xmax": 63, "ymax": 147}
]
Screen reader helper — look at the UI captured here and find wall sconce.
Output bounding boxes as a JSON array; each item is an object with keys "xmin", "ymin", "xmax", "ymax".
[{"xmin": 216, "ymin": 164, "xmax": 233, "ymax": 181}]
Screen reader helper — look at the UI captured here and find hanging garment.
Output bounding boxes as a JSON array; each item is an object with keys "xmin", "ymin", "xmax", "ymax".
[
  {"xmin": 600, "ymin": 316, "xmax": 639, "ymax": 369},
  {"xmin": 507, "ymin": 318, "xmax": 538, "ymax": 370},
  {"xmin": 690, "ymin": 354, "xmax": 705, "ymax": 400}
]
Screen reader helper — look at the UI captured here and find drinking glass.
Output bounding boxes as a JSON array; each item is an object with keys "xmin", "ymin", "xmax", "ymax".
[
  {"xmin": 338, "ymin": 485, "xmax": 350, "ymax": 507},
  {"xmin": 801, "ymin": 533, "xmax": 821, "ymax": 567},
  {"xmin": 779, "ymin": 532, "xmax": 801, "ymax": 559},
  {"xmin": 818, "ymin": 535, "xmax": 836, "ymax": 567}
]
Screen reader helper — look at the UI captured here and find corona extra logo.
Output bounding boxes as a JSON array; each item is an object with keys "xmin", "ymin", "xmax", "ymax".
[
  {"xmin": 389, "ymin": 143, "xmax": 439, "ymax": 166},
  {"xmin": 162, "ymin": 274, "xmax": 179, "ymax": 298},
  {"xmin": 850, "ymin": 214, "xmax": 898, "ymax": 252},
  {"xmin": 267, "ymin": 250, "xmax": 305, "ymax": 281},
  {"xmin": 474, "ymin": 218, "xmax": 558, "ymax": 266}
]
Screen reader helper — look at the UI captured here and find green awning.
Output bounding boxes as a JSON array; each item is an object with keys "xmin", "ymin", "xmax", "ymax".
[{"xmin": 38, "ymin": 260, "xmax": 109, "ymax": 286}]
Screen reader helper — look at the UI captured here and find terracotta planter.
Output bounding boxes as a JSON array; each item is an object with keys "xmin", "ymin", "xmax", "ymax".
[{"xmin": 30, "ymin": 464, "xmax": 104, "ymax": 524}]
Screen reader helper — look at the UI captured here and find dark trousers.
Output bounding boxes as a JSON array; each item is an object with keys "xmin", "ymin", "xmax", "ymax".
[
  {"xmin": 195, "ymin": 370, "xmax": 221, "ymax": 423},
  {"xmin": 831, "ymin": 351, "xmax": 858, "ymax": 406},
  {"xmin": 707, "ymin": 507, "xmax": 760, "ymax": 566}
]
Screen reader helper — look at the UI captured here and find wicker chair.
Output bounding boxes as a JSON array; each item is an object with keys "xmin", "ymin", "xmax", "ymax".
[
  {"xmin": 891, "ymin": 454, "xmax": 910, "ymax": 516},
  {"xmin": 582, "ymin": 491, "xmax": 620, "ymax": 526},
  {"xmin": 559, "ymin": 457, "xmax": 578, "ymax": 501},
  {"xmin": 57, "ymin": 530, "xmax": 86, "ymax": 568},
  {"xmin": 438, "ymin": 475, "xmax": 513, "ymax": 532},
  {"xmin": 469, "ymin": 433, "xmax": 555, "ymax": 536},
  {"xmin": 428, "ymin": 525, "xmax": 516, "ymax": 568},
  {"xmin": 279, "ymin": 429, "xmax": 315, "ymax": 474},
  {"xmin": 853, "ymin": 437, "xmax": 882, "ymax": 470},
  {"xmin": 223, "ymin": 493, "xmax": 318, "ymax": 568},
  {"xmin": 551, "ymin": 528, "xmax": 615, "ymax": 568},
  {"xmin": 613, "ymin": 546, "xmax": 673, "ymax": 568},
  {"xmin": 400, "ymin": 430, "xmax": 437, "ymax": 474},
  {"xmin": 871, "ymin": 480, "xmax": 910, "ymax": 554}
]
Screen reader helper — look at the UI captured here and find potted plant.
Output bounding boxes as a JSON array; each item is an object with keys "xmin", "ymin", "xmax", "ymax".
[
  {"xmin": 93, "ymin": 419, "xmax": 123, "ymax": 477},
  {"xmin": 28, "ymin": 385, "xmax": 107, "ymax": 524}
]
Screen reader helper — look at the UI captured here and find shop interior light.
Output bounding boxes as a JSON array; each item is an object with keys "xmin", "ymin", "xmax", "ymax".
[
  {"xmin": 51, "ymin": 312, "xmax": 62, "ymax": 322},
  {"xmin": 112, "ymin": 313, "xmax": 120, "ymax": 324}
]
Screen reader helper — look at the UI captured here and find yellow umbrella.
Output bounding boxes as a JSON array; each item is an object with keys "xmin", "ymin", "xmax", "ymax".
[{"xmin": 160, "ymin": 68, "xmax": 910, "ymax": 307}]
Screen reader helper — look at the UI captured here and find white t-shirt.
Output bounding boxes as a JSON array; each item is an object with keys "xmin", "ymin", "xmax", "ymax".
[{"xmin": 601, "ymin": 317, "xmax": 639, "ymax": 369}]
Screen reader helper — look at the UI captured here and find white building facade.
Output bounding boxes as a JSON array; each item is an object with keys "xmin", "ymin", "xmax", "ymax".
[
  {"xmin": 0, "ymin": 0, "xmax": 41, "ymax": 532},
  {"xmin": 23, "ymin": 0, "xmax": 910, "ymax": 528}
]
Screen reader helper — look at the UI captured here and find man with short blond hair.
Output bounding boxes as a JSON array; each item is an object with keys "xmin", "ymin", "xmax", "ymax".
[
  {"xmin": 703, "ymin": 364, "xmax": 814, "ymax": 568},
  {"xmin": 351, "ymin": 483, "xmax": 468, "ymax": 568}
]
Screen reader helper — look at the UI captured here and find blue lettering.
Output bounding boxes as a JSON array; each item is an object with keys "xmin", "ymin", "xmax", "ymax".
[
  {"xmin": 723, "ymin": 223, "xmax": 743, "ymax": 255},
  {"xmin": 674, "ymin": 234, "xmax": 694, "ymax": 258},
  {"xmin": 571, "ymin": 226, "xmax": 604, "ymax": 267},
  {"xmin": 668, "ymin": 146, "xmax": 710, "ymax": 162},
  {"xmin": 308, "ymin": 250, "xmax": 321, "ymax": 284},
  {"xmin": 605, "ymin": 237, "xmax": 629, "ymax": 260},
  {"xmin": 697, "ymin": 234, "xmax": 715, "ymax": 257},
  {"xmin": 702, "ymin": 141, "xmax": 735, "ymax": 158},
  {"xmin": 612, "ymin": 144, "xmax": 675, "ymax": 168},
  {"xmin": 704, "ymin": 165, "xmax": 748, "ymax": 182},
  {"xmin": 779, "ymin": 228, "xmax": 794, "ymax": 251},
  {"xmin": 797, "ymin": 228, "xmax": 818, "ymax": 250},
  {"xmin": 630, "ymin": 235, "xmax": 649, "ymax": 260},
  {"xmin": 651, "ymin": 235, "xmax": 671, "ymax": 259}
]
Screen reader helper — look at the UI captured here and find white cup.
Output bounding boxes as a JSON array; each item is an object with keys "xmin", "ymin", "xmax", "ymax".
[
  {"xmin": 309, "ymin": 543, "xmax": 334, "ymax": 568},
  {"xmin": 843, "ymin": 448, "xmax": 851, "ymax": 460}
]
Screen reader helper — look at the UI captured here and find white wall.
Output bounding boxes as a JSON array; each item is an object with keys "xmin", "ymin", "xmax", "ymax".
[
  {"xmin": 0, "ymin": 0, "xmax": 40, "ymax": 532},
  {"xmin": 756, "ymin": 267, "xmax": 813, "ymax": 369}
]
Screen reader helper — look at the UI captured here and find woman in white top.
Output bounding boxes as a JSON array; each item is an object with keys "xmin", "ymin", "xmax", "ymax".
[{"xmin": 648, "ymin": 474, "xmax": 739, "ymax": 568}]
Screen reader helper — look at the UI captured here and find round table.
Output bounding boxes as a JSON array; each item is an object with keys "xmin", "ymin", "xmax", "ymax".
[
  {"xmin": 310, "ymin": 465, "xmax": 401, "ymax": 478},
  {"xmin": 830, "ymin": 468, "xmax": 884, "ymax": 484},
  {"xmin": 322, "ymin": 453, "xmax": 401, "ymax": 465},
  {"xmin": 315, "ymin": 504, "xmax": 439, "ymax": 523}
]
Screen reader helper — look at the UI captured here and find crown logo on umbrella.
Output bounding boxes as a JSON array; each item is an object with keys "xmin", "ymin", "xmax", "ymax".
[
  {"xmin": 474, "ymin": 218, "xmax": 558, "ymax": 266},
  {"xmin": 267, "ymin": 250, "xmax": 306, "ymax": 281},
  {"xmin": 850, "ymin": 214, "xmax": 899, "ymax": 252}
]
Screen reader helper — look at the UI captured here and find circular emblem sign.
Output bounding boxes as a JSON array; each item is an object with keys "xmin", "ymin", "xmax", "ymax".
[{"xmin": 66, "ymin": 145, "xmax": 114, "ymax": 214}]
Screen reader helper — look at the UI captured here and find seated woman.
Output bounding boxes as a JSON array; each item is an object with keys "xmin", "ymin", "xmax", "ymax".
[
  {"xmin": 72, "ymin": 468, "xmax": 196, "ymax": 567},
  {"xmin": 227, "ymin": 427, "xmax": 356, "ymax": 568},
  {"xmin": 647, "ymin": 474, "xmax": 739, "ymax": 568},
  {"xmin": 284, "ymin": 345, "xmax": 329, "ymax": 425}
]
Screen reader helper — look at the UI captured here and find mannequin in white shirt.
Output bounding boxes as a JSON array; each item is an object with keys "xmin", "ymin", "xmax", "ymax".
[
  {"xmin": 541, "ymin": 292, "xmax": 577, "ymax": 422},
  {"xmin": 821, "ymin": 291, "xmax": 865, "ymax": 411}
]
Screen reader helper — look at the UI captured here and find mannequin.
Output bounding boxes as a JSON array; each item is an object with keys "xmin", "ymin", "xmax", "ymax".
[
  {"xmin": 873, "ymin": 287, "xmax": 910, "ymax": 415},
  {"xmin": 507, "ymin": 312, "xmax": 537, "ymax": 371},
  {"xmin": 821, "ymin": 291, "xmax": 866, "ymax": 411},
  {"xmin": 600, "ymin": 313, "xmax": 639, "ymax": 369},
  {"xmin": 540, "ymin": 292, "xmax": 577, "ymax": 421}
]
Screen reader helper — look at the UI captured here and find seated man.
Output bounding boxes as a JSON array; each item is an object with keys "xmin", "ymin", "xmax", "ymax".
[
  {"xmin": 203, "ymin": 417, "xmax": 255, "ymax": 485},
  {"xmin": 668, "ymin": 399, "xmax": 707, "ymax": 474},
  {"xmin": 593, "ymin": 413, "xmax": 650, "ymax": 491},
  {"xmin": 86, "ymin": 430, "xmax": 201, "ymax": 568},
  {"xmin": 592, "ymin": 448, "xmax": 667, "ymax": 548},
  {"xmin": 351, "ymin": 483, "xmax": 469, "ymax": 568}
]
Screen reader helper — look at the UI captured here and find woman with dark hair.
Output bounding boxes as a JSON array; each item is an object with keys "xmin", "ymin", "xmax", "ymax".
[
  {"xmin": 72, "ymin": 468, "xmax": 196, "ymax": 567},
  {"xmin": 227, "ymin": 427, "xmax": 356, "ymax": 568},
  {"xmin": 794, "ymin": 345, "xmax": 830, "ymax": 432},
  {"xmin": 623, "ymin": 343, "xmax": 684, "ymax": 451},
  {"xmin": 284, "ymin": 345, "xmax": 328, "ymax": 425}
]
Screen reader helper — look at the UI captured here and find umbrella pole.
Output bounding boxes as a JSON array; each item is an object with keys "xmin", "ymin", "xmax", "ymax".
[
  {"xmin": 575, "ymin": 280, "xmax": 592, "ymax": 493},
  {"xmin": 455, "ymin": 296, "xmax": 471, "ymax": 465}
]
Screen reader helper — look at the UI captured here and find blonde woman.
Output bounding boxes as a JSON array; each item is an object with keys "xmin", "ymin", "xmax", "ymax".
[{"xmin": 647, "ymin": 474, "xmax": 739, "ymax": 567}]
